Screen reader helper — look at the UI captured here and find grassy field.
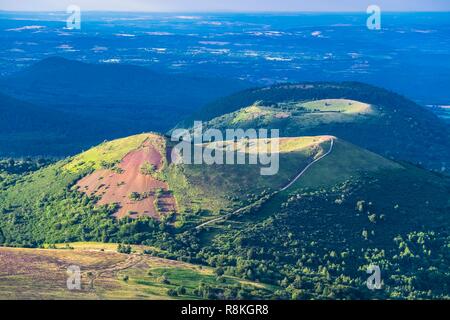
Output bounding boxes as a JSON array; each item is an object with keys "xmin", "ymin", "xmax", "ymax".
[
  {"xmin": 0, "ymin": 242, "xmax": 274, "ymax": 300},
  {"xmin": 51, "ymin": 241, "xmax": 164, "ymax": 254},
  {"xmin": 204, "ymin": 98, "xmax": 377, "ymax": 134},
  {"xmin": 300, "ymin": 99, "xmax": 372, "ymax": 114},
  {"xmin": 293, "ymin": 138, "xmax": 403, "ymax": 188},
  {"xmin": 230, "ymin": 104, "xmax": 290, "ymax": 124}
]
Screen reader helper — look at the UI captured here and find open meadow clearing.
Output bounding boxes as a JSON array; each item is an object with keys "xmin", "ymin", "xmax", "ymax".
[{"xmin": 0, "ymin": 243, "xmax": 274, "ymax": 300}]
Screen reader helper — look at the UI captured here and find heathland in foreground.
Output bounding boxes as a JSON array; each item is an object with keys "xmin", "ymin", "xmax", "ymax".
[{"xmin": 0, "ymin": 242, "xmax": 274, "ymax": 300}]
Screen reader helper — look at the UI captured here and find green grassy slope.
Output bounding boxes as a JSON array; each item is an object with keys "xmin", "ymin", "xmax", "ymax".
[
  {"xmin": 168, "ymin": 136, "xmax": 331, "ymax": 215},
  {"xmin": 292, "ymin": 138, "xmax": 403, "ymax": 188},
  {"xmin": 64, "ymin": 133, "xmax": 154, "ymax": 173},
  {"xmin": 0, "ymin": 133, "xmax": 331, "ymax": 243},
  {"xmin": 181, "ymin": 82, "xmax": 450, "ymax": 173}
]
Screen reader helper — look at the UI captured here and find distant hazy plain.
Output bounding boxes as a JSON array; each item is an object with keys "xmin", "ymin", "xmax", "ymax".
[{"xmin": 1, "ymin": 12, "xmax": 449, "ymax": 104}]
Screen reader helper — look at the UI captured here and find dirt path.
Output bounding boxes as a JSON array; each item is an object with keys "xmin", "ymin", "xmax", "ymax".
[
  {"xmin": 280, "ymin": 138, "xmax": 334, "ymax": 191},
  {"xmin": 83, "ymin": 254, "xmax": 144, "ymax": 289},
  {"xmin": 196, "ymin": 138, "xmax": 334, "ymax": 229}
]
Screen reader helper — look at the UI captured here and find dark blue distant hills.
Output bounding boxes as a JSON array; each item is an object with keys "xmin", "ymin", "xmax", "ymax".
[
  {"xmin": 1, "ymin": 57, "xmax": 249, "ymax": 112},
  {"xmin": 0, "ymin": 57, "xmax": 250, "ymax": 156}
]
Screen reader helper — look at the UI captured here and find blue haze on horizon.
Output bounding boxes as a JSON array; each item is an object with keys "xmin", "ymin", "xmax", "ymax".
[{"xmin": 0, "ymin": 0, "xmax": 450, "ymax": 12}]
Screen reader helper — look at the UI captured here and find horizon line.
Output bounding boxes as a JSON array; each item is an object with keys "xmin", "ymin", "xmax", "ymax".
[{"xmin": 1, "ymin": 9, "xmax": 450, "ymax": 13}]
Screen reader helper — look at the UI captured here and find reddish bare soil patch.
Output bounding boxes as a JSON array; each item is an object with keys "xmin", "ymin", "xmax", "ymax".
[{"xmin": 76, "ymin": 139, "xmax": 176, "ymax": 219}]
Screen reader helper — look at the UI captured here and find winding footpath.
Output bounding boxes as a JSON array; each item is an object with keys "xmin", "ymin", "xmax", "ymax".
[
  {"xmin": 280, "ymin": 138, "xmax": 334, "ymax": 191},
  {"xmin": 83, "ymin": 254, "xmax": 144, "ymax": 290},
  {"xmin": 196, "ymin": 138, "xmax": 335, "ymax": 229}
]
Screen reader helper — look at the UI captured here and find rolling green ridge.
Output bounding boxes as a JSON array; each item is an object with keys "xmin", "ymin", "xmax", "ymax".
[
  {"xmin": 168, "ymin": 136, "xmax": 331, "ymax": 215},
  {"xmin": 0, "ymin": 131, "xmax": 449, "ymax": 299},
  {"xmin": 182, "ymin": 82, "xmax": 450, "ymax": 173},
  {"xmin": 0, "ymin": 134, "xmax": 331, "ymax": 243}
]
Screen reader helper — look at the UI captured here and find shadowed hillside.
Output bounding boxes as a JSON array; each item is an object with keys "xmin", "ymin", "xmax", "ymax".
[
  {"xmin": 0, "ymin": 57, "xmax": 251, "ymax": 156},
  {"xmin": 182, "ymin": 82, "xmax": 450, "ymax": 173}
]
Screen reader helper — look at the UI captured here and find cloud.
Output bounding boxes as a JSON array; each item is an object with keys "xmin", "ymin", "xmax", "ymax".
[
  {"xmin": 175, "ymin": 15, "xmax": 202, "ymax": 20},
  {"xmin": 198, "ymin": 41, "xmax": 230, "ymax": 46},
  {"xmin": 145, "ymin": 32, "xmax": 174, "ymax": 36},
  {"xmin": 91, "ymin": 46, "xmax": 108, "ymax": 52},
  {"xmin": 114, "ymin": 33, "xmax": 135, "ymax": 37},
  {"xmin": 56, "ymin": 44, "xmax": 73, "ymax": 49},
  {"xmin": 9, "ymin": 48, "xmax": 25, "ymax": 52},
  {"xmin": 264, "ymin": 56, "xmax": 292, "ymax": 62},
  {"xmin": 100, "ymin": 58, "xmax": 121, "ymax": 63},
  {"xmin": 6, "ymin": 25, "xmax": 45, "ymax": 32}
]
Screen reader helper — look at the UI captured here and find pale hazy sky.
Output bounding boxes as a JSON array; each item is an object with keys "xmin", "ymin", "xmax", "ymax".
[{"xmin": 0, "ymin": 0, "xmax": 449, "ymax": 12}]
